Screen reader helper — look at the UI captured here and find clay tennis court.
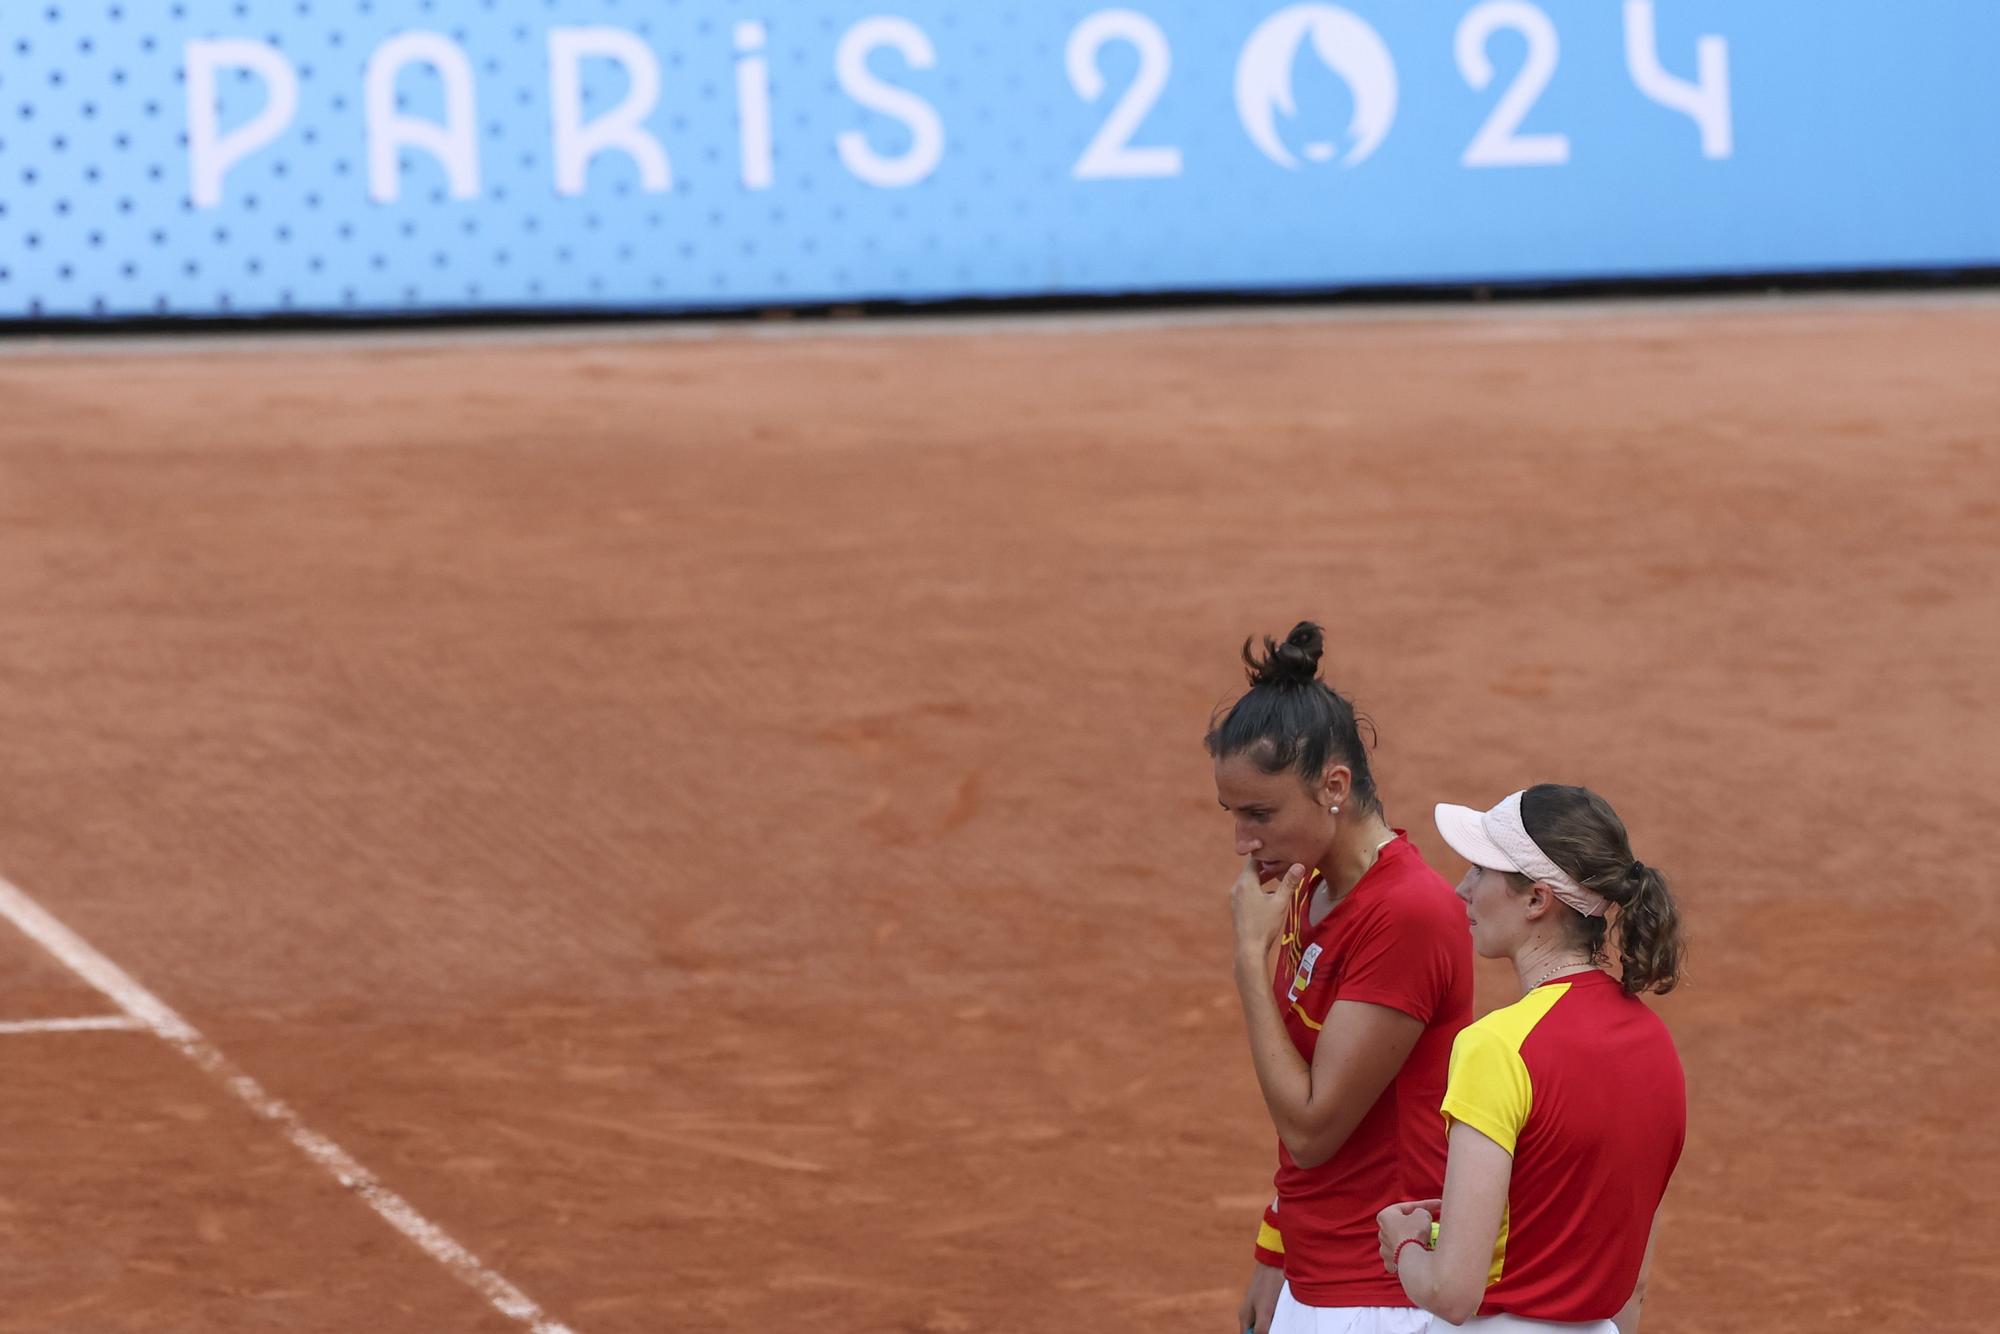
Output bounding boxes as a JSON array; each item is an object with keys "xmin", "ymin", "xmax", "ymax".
[{"xmin": 0, "ymin": 294, "xmax": 1992, "ymax": 1331}]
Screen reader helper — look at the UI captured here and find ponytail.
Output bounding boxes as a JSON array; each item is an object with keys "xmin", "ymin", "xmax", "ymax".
[
  {"xmin": 1519, "ymin": 786, "xmax": 1687, "ymax": 996},
  {"xmin": 1611, "ymin": 861, "xmax": 1684, "ymax": 996}
]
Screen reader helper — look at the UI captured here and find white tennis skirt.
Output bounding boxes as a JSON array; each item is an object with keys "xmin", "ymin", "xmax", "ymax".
[
  {"xmin": 1269, "ymin": 1284, "xmax": 1616, "ymax": 1334},
  {"xmin": 1269, "ymin": 1284, "xmax": 1431, "ymax": 1334},
  {"xmin": 1426, "ymin": 1315, "xmax": 1617, "ymax": 1334}
]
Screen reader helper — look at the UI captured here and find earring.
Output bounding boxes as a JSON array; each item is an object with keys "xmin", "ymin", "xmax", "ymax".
[{"xmin": 1329, "ymin": 804, "xmax": 1340, "ymax": 814}]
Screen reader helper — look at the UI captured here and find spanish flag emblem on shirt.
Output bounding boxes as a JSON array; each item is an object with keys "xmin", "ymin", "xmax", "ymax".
[{"xmin": 1286, "ymin": 942, "xmax": 1323, "ymax": 1003}]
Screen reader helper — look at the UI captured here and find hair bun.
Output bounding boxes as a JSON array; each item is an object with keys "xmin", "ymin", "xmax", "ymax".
[{"xmin": 1243, "ymin": 620, "xmax": 1325, "ymax": 689}]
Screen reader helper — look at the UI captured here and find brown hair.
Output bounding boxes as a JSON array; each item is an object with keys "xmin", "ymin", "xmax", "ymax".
[{"xmin": 1519, "ymin": 784, "xmax": 1685, "ymax": 996}]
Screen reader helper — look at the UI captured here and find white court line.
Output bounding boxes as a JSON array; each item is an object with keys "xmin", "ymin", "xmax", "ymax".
[
  {"xmin": 0, "ymin": 875, "xmax": 578, "ymax": 1334},
  {"xmin": 0, "ymin": 1014, "xmax": 145, "ymax": 1034}
]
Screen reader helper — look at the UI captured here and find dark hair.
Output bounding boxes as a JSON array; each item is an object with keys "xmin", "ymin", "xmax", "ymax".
[
  {"xmin": 1519, "ymin": 784, "xmax": 1685, "ymax": 996},
  {"xmin": 1203, "ymin": 621, "xmax": 1379, "ymax": 811}
]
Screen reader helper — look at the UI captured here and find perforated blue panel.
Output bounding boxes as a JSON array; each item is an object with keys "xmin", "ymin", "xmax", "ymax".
[{"xmin": 1, "ymin": 2, "xmax": 1995, "ymax": 318}]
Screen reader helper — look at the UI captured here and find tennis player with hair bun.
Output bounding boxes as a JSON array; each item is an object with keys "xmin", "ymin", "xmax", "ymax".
[
  {"xmin": 1214, "ymin": 622, "xmax": 1472, "ymax": 1334},
  {"xmin": 1377, "ymin": 785, "xmax": 1687, "ymax": 1334}
]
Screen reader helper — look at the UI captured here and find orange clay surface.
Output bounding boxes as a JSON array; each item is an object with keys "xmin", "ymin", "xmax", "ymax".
[{"xmin": 0, "ymin": 295, "xmax": 1993, "ymax": 1331}]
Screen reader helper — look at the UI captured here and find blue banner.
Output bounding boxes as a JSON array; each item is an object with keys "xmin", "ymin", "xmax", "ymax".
[{"xmin": 1, "ymin": 2, "xmax": 1995, "ymax": 318}]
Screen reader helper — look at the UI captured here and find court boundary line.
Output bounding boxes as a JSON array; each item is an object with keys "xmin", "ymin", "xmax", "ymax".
[
  {"xmin": 0, "ymin": 1014, "xmax": 145, "ymax": 1034},
  {"xmin": 0, "ymin": 873, "xmax": 579, "ymax": 1334}
]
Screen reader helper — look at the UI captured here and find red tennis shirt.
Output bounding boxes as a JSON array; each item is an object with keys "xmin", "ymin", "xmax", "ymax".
[
  {"xmin": 1252, "ymin": 833, "xmax": 1473, "ymax": 1306},
  {"xmin": 1440, "ymin": 968, "xmax": 1686, "ymax": 1321}
]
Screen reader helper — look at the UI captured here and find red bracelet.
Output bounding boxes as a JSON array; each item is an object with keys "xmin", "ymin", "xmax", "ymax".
[{"xmin": 1394, "ymin": 1236, "xmax": 1429, "ymax": 1268}]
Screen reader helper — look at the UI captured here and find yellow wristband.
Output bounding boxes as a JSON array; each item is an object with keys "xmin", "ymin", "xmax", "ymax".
[{"xmin": 1429, "ymin": 1220, "xmax": 1441, "ymax": 1247}]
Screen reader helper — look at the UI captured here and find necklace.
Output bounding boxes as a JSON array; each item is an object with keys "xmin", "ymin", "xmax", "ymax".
[{"xmin": 1526, "ymin": 956, "xmax": 1595, "ymax": 990}]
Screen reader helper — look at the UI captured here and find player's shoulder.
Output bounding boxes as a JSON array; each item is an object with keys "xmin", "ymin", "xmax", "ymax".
[
  {"xmin": 1385, "ymin": 834, "xmax": 1457, "ymax": 889},
  {"xmin": 1462, "ymin": 983, "xmax": 1568, "ymax": 1056},
  {"xmin": 1613, "ymin": 988, "xmax": 1683, "ymax": 1055},
  {"xmin": 1367, "ymin": 839, "xmax": 1464, "ymax": 924}
]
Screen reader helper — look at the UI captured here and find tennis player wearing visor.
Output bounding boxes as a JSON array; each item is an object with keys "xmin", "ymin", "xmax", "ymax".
[{"xmin": 1376, "ymin": 785, "xmax": 1687, "ymax": 1334}]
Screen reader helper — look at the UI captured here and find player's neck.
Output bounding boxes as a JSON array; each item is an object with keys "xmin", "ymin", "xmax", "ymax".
[
  {"xmin": 1511, "ymin": 935, "xmax": 1596, "ymax": 995},
  {"xmin": 1319, "ymin": 810, "xmax": 1396, "ymax": 900}
]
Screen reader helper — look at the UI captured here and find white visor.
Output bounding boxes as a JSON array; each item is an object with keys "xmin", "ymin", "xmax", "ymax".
[{"xmin": 1434, "ymin": 790, "xmax": 1607, "ymax": 918}]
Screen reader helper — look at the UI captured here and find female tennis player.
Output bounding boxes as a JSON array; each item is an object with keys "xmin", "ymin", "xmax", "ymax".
[
  {"xmin": 1214, "ymin": 622, "xmax": 1472, "ymax": 1334},
  {"xmin": 1376, "ymin": 785, "xmax": 1687, "ymax": 1334}
]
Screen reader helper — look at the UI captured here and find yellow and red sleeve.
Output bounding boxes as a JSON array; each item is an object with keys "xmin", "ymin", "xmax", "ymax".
[
  {"xmin": 1439, "ymin": 984, "xmax": 1564, "ymax": 1155},
  {"xmin": 1253, "ymin": 1196, "xmax": 1284, "ymax": 1267}
]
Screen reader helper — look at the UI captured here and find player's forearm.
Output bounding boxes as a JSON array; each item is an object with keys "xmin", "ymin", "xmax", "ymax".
[
  {"xmin": 1233, "ymin": 948, "xmax": 1318, "ymax": 1155},
  {"xmin": 1395, "ymin": 1247, "xmax": 1481, "ymax": 1326},
  {"xmin": 1233, "ymin": 960, "xmax": 1374, "ymax": 1166}
]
